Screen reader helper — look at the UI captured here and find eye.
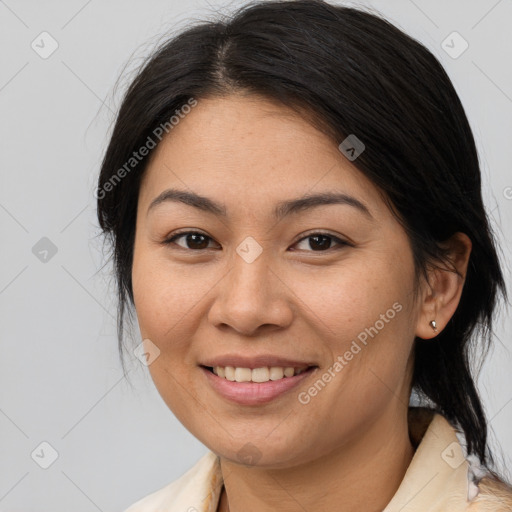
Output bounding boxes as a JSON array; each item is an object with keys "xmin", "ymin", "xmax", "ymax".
[
  {"xmin": 292, "ymin": 232, "xmax": 350, "ymax": 252},
  {"xmin": 163, "ymin": 231, "xmax": 219, "ymax": 250},
  {"xmin": 162, "ymin": 230, "xmax": 350, "ymax": 252}
]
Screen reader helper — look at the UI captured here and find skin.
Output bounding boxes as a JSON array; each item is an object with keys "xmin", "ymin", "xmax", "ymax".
[{"xmin": 131, "ymin": 93, "xmax": 472, "ymax": 512}]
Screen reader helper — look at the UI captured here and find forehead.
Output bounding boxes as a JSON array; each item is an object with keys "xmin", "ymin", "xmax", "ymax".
[{"xmin": 139, "ymin": 95, "xmax": 385, "ymax": 217}]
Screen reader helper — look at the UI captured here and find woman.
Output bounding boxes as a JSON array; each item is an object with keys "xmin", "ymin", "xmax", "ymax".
[{"xmin": 96, "ymin": 1, "xmax": 512, "ymax": 510}]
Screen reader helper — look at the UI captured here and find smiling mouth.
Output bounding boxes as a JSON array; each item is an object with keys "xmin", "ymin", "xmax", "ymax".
[{"xmin": 202, "ymin": 365, "xmax": 318, "ymax": 383}]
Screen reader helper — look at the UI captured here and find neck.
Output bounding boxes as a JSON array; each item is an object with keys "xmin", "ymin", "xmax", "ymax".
[{"xmin": 218, "ymin": 407, "xmax": 415, "ymax": 512}]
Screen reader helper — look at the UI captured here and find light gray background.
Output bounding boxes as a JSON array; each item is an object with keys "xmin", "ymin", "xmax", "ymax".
[{"xmin": 1, "ymin": 0, "xmax": 511, "ymax": 510}]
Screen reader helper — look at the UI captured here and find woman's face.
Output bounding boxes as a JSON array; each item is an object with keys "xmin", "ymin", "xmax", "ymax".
[{"xmin": 132, "ymin": 94, "xmax": 425, "ymax": 468}]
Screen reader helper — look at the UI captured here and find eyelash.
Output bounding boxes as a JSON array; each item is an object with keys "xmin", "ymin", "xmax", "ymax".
[{"xmin": 161, "ymin": 230, "xmax": 351, "ymax": 253}]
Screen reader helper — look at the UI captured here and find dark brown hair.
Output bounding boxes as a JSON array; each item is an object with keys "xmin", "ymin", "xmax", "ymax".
[{"xmin": 96, "ymin": 0, "xmax": 508, "ymax": 472}]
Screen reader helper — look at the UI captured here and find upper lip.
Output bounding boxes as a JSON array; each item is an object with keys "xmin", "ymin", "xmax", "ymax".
[{"xmin": 200, "ymin": 354, "xmax": 317, "ymax": 370}]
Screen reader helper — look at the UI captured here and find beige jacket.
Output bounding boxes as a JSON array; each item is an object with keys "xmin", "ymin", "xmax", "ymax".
[{"xmin": 124, "ymin": 408, "xmax": 512, "ymax": 512}]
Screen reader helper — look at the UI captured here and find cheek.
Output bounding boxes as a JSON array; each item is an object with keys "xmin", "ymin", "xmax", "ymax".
[
  {"xmin": 288, "ymin": 254, "xmax": 412, "ymax": 341},
  {"xmin": 131, "ymin": 248, "xmax": 209, "ymax": 424},
  {"xmin": 287, "ymin": 251, "xmax": 416, "ymax": 396},
  {"xmin": 132, "ymin": 247, "xmax": 206, "ymax": 341}
]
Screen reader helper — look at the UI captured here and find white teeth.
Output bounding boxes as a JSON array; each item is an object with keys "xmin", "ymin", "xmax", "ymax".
[
  {"xmin": 284, "ymin": 367, "xmax": 295, "ymax": 377},
  {"xmin": 269, "ymin": 367, "xmax": 284, "ymax": 380},
  {"xmin": 252, "ymin": 367, "xmax": 270, "ymax": 382},
  {"xmin": 211, "ymin": 365, "xmax": 309, "ymax": 383},
  {"xmin": 225, "ymin": 366, "xmax": 235, "ymax": 381},
  {"xmin": 234, "ymin": 367, "xmax": 252, "ymax": 382}
]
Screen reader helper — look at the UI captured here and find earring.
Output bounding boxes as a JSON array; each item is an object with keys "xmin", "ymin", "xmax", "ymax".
[{"xmin": 429, "ymin": 320, "xmax": 438, "ymax": 333}]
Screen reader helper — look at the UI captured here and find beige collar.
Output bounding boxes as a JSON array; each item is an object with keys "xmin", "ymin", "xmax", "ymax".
[{"xmin": 125, "ymin": 408, "xmax": 481, "ymax": 512}]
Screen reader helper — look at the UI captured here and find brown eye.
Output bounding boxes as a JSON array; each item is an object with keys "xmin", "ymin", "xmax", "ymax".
[
  {"xmin": 164, "ymin": 231, "xmax": 217, "ymax": 250},
  {"xmin": 292, "ymin": 233, "xmax": 349, "ymax": 252},
  {"xmin": 162, "ymin": 230, "xmax": 349, "ymax": 253}
]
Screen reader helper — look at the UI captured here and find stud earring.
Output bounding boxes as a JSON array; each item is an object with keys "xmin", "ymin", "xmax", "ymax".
[{"xmin": 429, "ymin": 320, "xmax": 438, "ymax": 333}]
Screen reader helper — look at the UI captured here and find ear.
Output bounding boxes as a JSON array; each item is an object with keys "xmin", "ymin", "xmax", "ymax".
[{"xmin": 415, "ymin": 232, "xmax": 472, "ymax": 340}]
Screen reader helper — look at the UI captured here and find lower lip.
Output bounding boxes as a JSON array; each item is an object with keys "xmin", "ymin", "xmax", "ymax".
[{"xmin": 201, "ymin": 366, "xmax": 317, "ymax": 405}]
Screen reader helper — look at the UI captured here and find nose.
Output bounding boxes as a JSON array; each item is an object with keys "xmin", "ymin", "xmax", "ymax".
[{"xmin": 207, "ymin": 250, "xmax": 294, "ymax": 337}]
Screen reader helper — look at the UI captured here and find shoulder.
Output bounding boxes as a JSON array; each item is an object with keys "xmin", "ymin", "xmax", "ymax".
[
  {"xmin": 402, "ymin": 408, "xmax": 512, "ymax": 512},
  {"xmin": 123, "ymin": 450, "xmax": 222, "ymax": 512},
  {"xmin": 467, "ymin": 474, "xmax": 512, "ymax": 512}
]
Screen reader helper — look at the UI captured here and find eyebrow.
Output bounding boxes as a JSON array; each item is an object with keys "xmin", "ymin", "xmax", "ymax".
[{"xmin": 147, "ymin": 188, "xmax": 373, "ymax": 220}]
